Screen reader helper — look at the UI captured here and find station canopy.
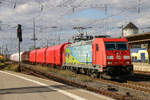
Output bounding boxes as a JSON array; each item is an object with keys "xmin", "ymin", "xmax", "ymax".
[{"xmin": 124, "ymin": 32, "xmax": 150, "ymax": 43}]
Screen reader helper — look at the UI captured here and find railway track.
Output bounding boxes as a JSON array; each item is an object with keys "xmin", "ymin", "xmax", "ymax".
[
  {"xmin": 127, "ymin": 81, "xmax": 150, "ymax": 89},
  {"xmin": 96, "ymin": 78, "xmax": 150, "ymax": 94},
  {"xmin": 94, "ymin": 70, "xmax": 150, "ymax": 94},
  {"xmin": 134, "ymin": 70, "xmax": 150, "ymax": 75}
]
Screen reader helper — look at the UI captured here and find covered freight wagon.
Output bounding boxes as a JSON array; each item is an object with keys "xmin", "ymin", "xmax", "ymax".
[
  {"xmin": 21, "ymin": 51, "xmax": 30, "ymax": 63},
  {"xmin": 29, "ymin": 50, "xmax": 37, "ymax": 63},
  {"xmin": 10, "ymin": 52, "xmax": 23, "ymax": 62},
  {"xmin": 46, "ymin": 43, "xmax": 71, "ymax": 67},
  {"xmin": 36, "ymin": 48, "xmax": 47, "ymax": 64}
]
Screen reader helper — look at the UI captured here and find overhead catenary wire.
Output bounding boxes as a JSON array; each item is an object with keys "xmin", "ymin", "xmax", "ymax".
[{"xmin": 0, "ymin": 0, "xmax": 150, "ymax": 34}]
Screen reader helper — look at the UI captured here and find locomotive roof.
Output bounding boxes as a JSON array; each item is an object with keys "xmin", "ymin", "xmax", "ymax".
[
  {"xmin": 70, "ymin": 40, "xmax": 93, "ymax": 46},
  {"xmin": 69, "ymin": 38, "xmax": 127, "ymax": 46},
  {"xmin": 103, "ymin": 38, "xmax": 127, "ymax": 42}
]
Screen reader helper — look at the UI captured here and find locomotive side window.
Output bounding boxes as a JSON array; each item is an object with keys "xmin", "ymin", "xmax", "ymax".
[
  {"xmin": 105, "ymin": 42, "xmax": 128, "ymax": 50},
  {"xmin": 96, "ymin": 44, "xmax": 99, "ymax": 51}
]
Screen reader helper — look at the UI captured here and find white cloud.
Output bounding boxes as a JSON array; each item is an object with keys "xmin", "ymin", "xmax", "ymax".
[{"xmin": 0, "ymin": 0, "xmax": 150, "ymax": 53}]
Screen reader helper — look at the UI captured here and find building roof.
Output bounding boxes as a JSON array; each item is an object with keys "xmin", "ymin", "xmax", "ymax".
[{"xmin": 123, "ymin": 22, "xmax": 138, "ymax": 30}]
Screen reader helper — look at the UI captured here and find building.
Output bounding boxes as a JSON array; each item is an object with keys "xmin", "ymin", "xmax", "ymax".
[
  {"xmin": 125, "ymin": 32, "xmax": 150, "ymax": 63},
  {"xmin": 123, "ymin": 22, "xmax": 139, "ymax": 37}
]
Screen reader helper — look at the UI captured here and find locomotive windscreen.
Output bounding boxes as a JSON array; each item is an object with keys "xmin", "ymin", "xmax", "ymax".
[{"xmin": 105, "ymin": 42, "xmax": 128, "ymax": 50}]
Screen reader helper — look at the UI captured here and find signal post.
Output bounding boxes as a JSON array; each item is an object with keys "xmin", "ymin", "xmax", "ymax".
[{"xmin": 17, "ymin": 24, "xmax": 22, "ymax": 72}]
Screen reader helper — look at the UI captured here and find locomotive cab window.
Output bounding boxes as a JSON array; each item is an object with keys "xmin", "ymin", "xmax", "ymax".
[{"xmin": 105, "ymin": 42, "xmax": 128, "ymax": 50}]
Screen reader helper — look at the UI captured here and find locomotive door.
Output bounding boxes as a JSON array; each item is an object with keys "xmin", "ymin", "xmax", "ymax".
[{"xmin": 141, "ymin": 53, "xmax": 145, "ymax": 63}]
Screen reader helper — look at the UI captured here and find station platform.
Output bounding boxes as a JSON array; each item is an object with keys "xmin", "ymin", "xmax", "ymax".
[
  {"xmin": 133, "ymin": 63, "xmax": 150, "ymax": 72},
  {"xmin": 0, "ymin": 70, "xmax": 114, "ymax": 100}
]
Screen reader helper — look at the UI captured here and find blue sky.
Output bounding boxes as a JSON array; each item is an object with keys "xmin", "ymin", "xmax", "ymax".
[{"xmin": 65, "ymin": 8, "xmax": 106, "ymax": 19}]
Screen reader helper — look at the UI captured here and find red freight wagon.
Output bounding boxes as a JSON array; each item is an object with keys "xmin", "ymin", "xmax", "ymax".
[
  {"xmin": 46, "ymin": 43, "xmax": 71, "ymax": 67},
  {"xmin": 21, "ymin": 51, "xmax": 30, "ymax": 63},
  {"xmin": 46, "ymin": 46, "xmax": 55, "ymax": 65},
  {"xmin": 29, "ymin": 50, "xmax": 37, "ymax": 63},
  {"xmin": 36, "ymin": 48, "xmax": 47, "ymax": 64}
]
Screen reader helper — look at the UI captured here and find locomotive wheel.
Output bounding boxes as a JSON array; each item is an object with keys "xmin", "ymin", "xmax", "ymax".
[
  {"xmin": 91, "ymin": 72, "xmax": 100, "ymax": 78},
  {"xmin": 72, "ymin": 67, "xmax": 76, "ymax": 72},
  {"xmin": 67, "ymin": 66, "xmax": 71, "ymax": 70},
  {"xmin": 83, "ymin": 68, "xmax": 88, "ymax": 75},
  {"xmin": 96, "ymin": 72, "xmax": 100, "ymax": 78},
  {"xmin": 70, "ymin": 67, "xmax": 74, "ymax": 72},
  {"xmin": 65, "ymin": 66, "xmax": 67, "ymax": 70},
  {"xmin": 101, "ymin": 74, "xmax": 111, "ymax": 80},
  {"xmin": 76, "ymin": 68, "xmax": 80, "ymax": 74},
  {"xmin": 62, "ymin": 66, "xmax": 66, "ymax": 70},
  {"xmin": 91, "ymin": 73, "xmax": 97, "ymax": 78},
  {"xmin": 87, "ymin": 69, "xmax": 91, "ymax": 76},
  {"xmin": 48, "ymin": 64, "xmax": 51, "ymax": 67}
]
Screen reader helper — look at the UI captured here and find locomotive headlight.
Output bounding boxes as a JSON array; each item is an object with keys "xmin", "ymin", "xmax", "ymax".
[
  {"xmin": 123, "ymin": 56, "xmax": 130, "ymax": 59},
  {"xmin": 107, "ymin": 56, "xmax": 114, "ymax": 59},
  {"xmin": 107, "ymin": 61, "xmax": 113, "ymax": 64},
  {"xmin": 125, "ymin": 61, "xmax": 130, "ymax": 64}
]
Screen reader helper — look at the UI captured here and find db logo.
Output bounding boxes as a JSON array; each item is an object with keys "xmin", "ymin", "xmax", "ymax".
[{"xmin": 116, "ymin": 56, "xmax": 121, "ymax": 59}]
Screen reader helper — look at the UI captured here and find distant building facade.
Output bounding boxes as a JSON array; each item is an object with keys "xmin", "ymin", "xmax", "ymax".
[{"xmin": 123, "ymin": 22, "xmax": 139, "ymax": 37}]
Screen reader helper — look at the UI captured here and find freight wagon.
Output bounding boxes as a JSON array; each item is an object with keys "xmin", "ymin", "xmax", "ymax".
[
  {"xmin": 10, "ymin": 52, "xmax": 23, "ymax": 62},
  {"xmin": 29, "ymin": 50, "xmax": 37, "ymax": 64},
  {"xmin": 21, "ymin": 51, "xmax": 30, "ymax": 63}
]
